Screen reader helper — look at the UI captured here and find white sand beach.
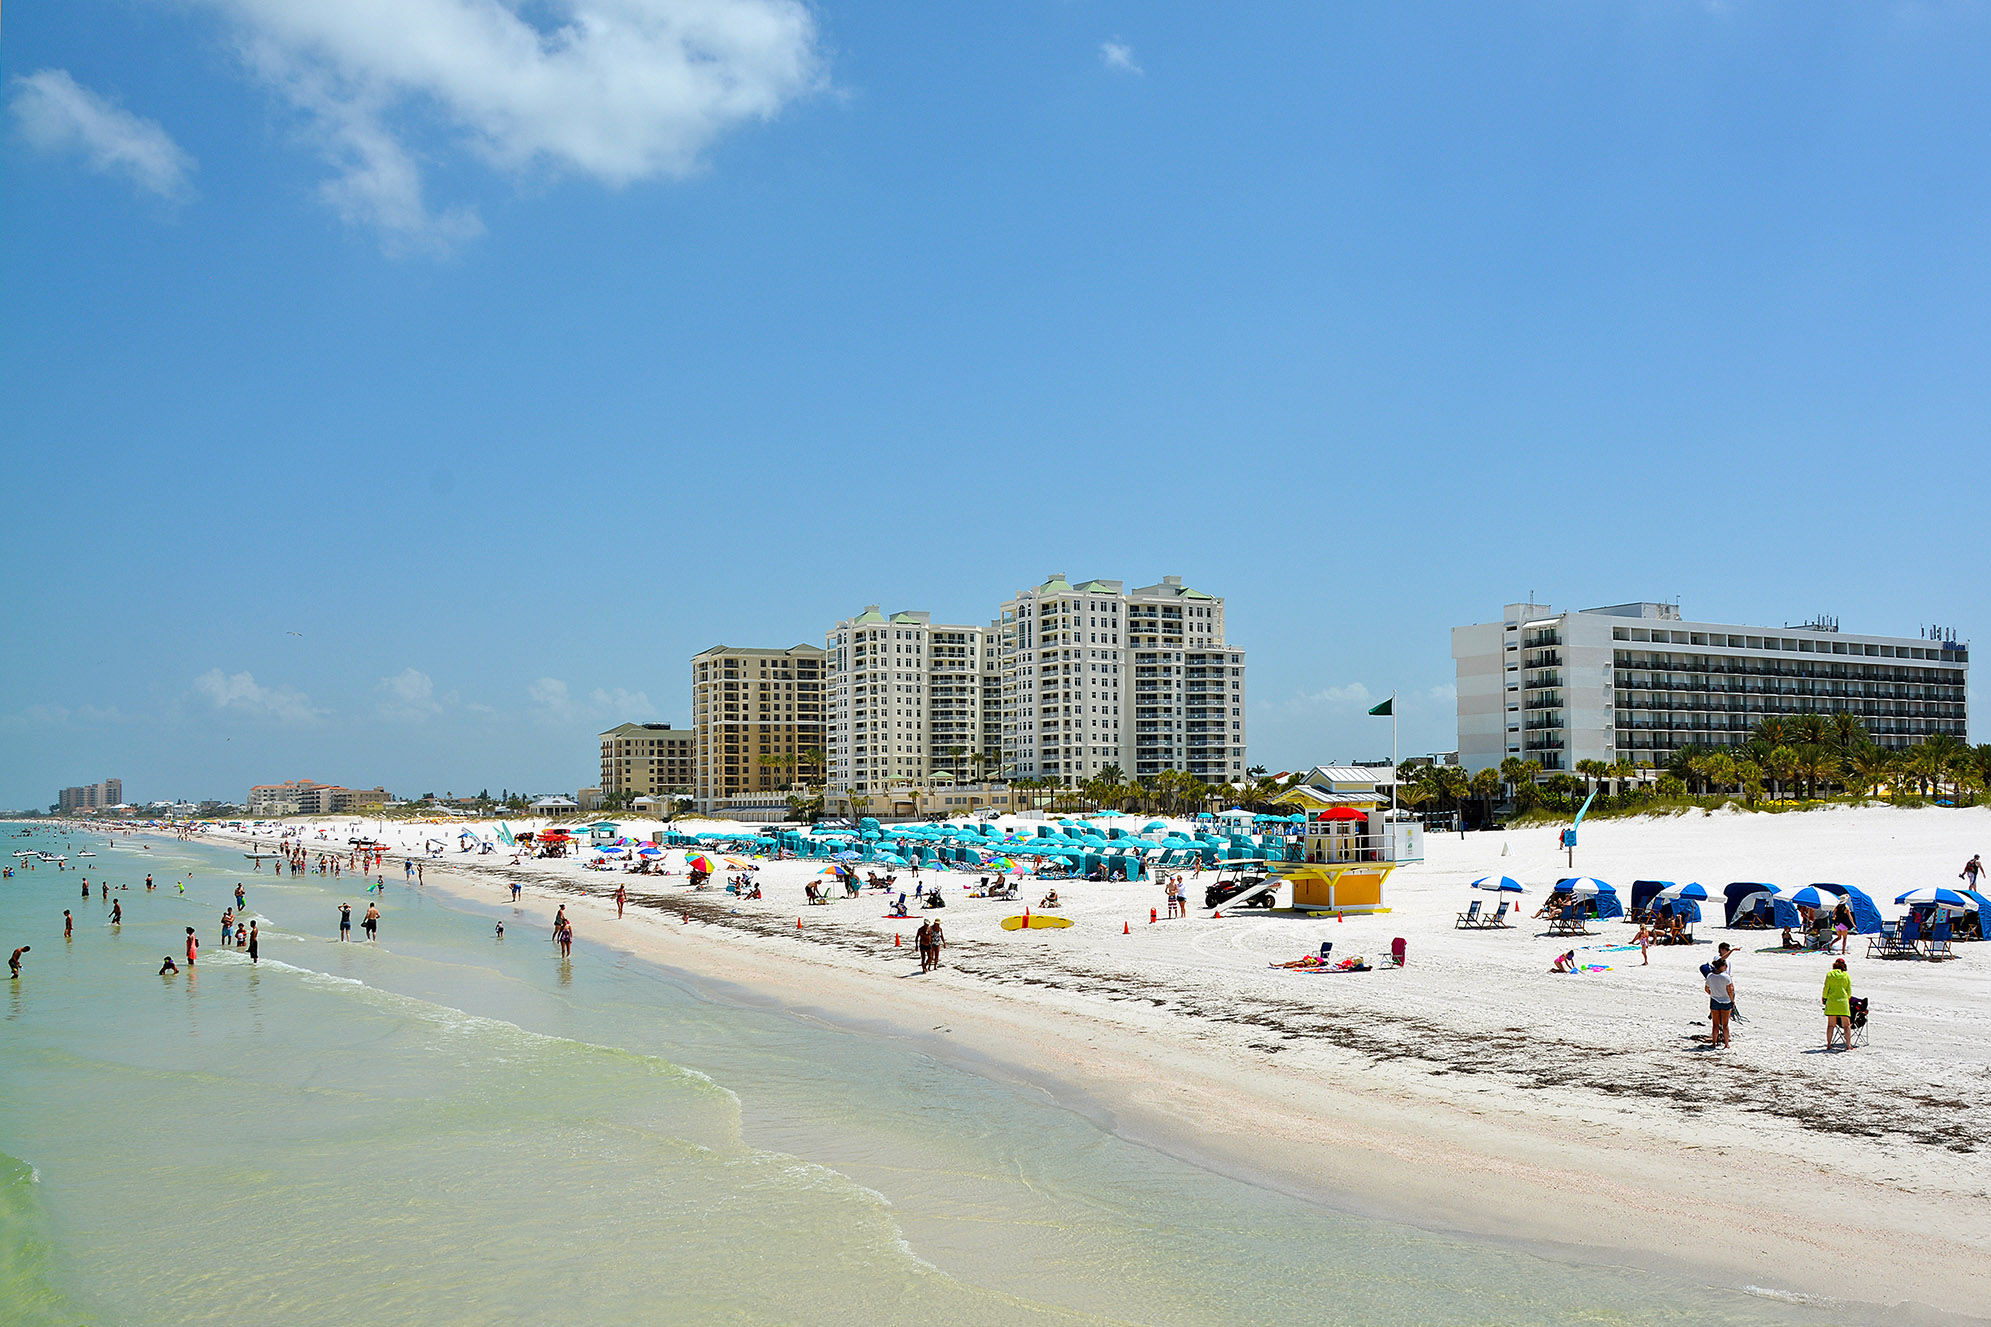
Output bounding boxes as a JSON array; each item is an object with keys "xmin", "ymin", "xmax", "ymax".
[{"xmin": 206, "ymin": 805, "xmax": 1991, "ymax": 1321}]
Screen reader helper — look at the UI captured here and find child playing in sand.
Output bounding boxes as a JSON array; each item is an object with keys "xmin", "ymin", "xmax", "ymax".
[{"xmin": 1550, "ymin": 950, "xmax": 1577, "ymax": 974}]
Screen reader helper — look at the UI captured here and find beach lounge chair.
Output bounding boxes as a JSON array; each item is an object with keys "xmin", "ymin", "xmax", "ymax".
[
  {"xmin": 1875, "ymin": 914, "xmax": 1921, "ymax": 958},
  {"xmin": 1384, "ymin": 937, "xmax": 1407, "ymax": 968},
  {"xmin": 1486, "ymin": 900, "xmax": 1512, "ymax": 928},
  {"xmin": 1454, "ymin": 899, "xmax": 1482, "ymax": 929},
  {"xmin": 1926, "ymin": 920, "xmax": 1954, "ymax": 961},
  {"xmin": 1849, "ymin": 996, "xmax": 1870, "ymax": 1047},
  {"xmin": 1865, "ymin": 921, "xmax": 1901, "ymax": 960}
]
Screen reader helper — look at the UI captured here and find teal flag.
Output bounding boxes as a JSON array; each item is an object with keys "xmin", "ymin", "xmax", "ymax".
[{"xmin": 1368, "ymin": 698, "xmax": 1393, "ymax": 716}]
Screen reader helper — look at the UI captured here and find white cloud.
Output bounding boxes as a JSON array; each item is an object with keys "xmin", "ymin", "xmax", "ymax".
[
  {"xmin": 193, "ymin": 669, "xmax": 322, "ymax": 723},
  {"xmin": 528, "ymin": 677, "xmax": 574, "ymax": 717},
  {"xmin": 588, "ymin": 687, "xmax": 651, "ymax": 714},
  {"xmin": 377, "ymin": 667, "xmax": 443, "ymax": 720},
  {"xmin": 10, "ymin": 69, "xmax": 195, "ymax": 200},
  {"xmin": 197, "ymin": 0, "xmax": 825, "ymax": 252},
  {"xmin": 1286, "ymin": 682, "xmax": 1376, "ymax": 712},
  {"xmin": 529, "ymin": 678, "xmax": 653, "ymax": 721},
  {"xmin": 1100, "ymin": 41, "xmax": 1143, "ymax": 75}
]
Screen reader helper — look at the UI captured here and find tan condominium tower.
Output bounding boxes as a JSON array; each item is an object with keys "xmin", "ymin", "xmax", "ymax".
[
  {"xmin": 598, "ymin": 723, "xmax": 695, "ymax": 802},
  {"xmin": 691, "ymin": 645, "xmax": 826, "ymax": 810}
]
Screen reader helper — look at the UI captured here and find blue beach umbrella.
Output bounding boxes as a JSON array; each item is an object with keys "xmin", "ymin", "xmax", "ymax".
[
  {"xmin": 1469, "ymin": 875, "xmax": 1526, "ymax": 893},
  {"xmin": 1773, "ymin": 885, "xmax": 1835, "ymax": 910},
  {"xmin": 1657, "ymin": 882, "xmax": 1710, "ymax": 901},
  {"xmin": 1894, "ymin": 886, "xmax": 1972, "ymax": 907},
  {"xmin": 1559, "ymin": 877, "xmax": 1615, "ymax": 897}
]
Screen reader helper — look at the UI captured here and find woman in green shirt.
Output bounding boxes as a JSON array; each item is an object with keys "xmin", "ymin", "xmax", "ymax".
[{"xmin": 1822, "ymin": 958, "xmax": 1854, "ymax": 1051}]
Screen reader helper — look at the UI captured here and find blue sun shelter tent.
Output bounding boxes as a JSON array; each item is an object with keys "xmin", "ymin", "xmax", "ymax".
[
  {"xmin": 1724, "ymin": 882, "xmax": 1783, "ymax": 928},
  {"xmin": 1803, "ymin": 882, "xmax": 1883, "ymax": 933},
  {"xmin": 1629, "ymin": 880, "xmax": 1675, "ymax": 916}
]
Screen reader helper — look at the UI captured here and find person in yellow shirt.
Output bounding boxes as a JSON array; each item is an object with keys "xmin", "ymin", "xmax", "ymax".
[{"xmin": 1822, "ymin": 958, "xmax": 1855, "ymax": 1051}]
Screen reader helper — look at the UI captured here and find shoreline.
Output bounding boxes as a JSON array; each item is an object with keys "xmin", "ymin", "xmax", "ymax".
[{"xmin": 193, "ymin": 814, "xmax": 1991, "ymax": 1323}]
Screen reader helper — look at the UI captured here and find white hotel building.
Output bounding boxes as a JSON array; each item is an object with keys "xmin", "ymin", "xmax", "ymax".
[
  {"xmin": 823, "ymin": 607, "xmax": 996, "ymax": 797},
  {"xmin": 1453, "ymin": 601, "xmax": 1970, "ymax": 774},
  {"xmin": 997, "ymin": 573, "xmax": 1246, "ymax": 785},
  {"xmin": 822, "ymin": 574, "xmax": 1249, "ymax": 801}
]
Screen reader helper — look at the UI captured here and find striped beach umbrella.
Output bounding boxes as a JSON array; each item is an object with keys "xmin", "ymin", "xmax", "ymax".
[
  {"xmin": 1773, "ymin": 885, "xmax": 1834, "ymax": 910},
  {"xmin": 1469, "ymin": 875, "xmax": 1526, "ymax": 893},
  {"xmin": 685, "ymin": 853, "xmax": 717, "ymax": 873},
  {"xmin": 1894, "ymin": 886, "xmax": 1971, "ymax": 907},
  {"xmin": 1657, "ymin": 882, "xmax": 1710, "ymax": 901}
]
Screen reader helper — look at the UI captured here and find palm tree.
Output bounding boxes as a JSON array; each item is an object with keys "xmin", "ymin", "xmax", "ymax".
[
  {"xmin": 1752, "ymin": 717, "xmax": 1789, "ymax": 749},
  {"xmin": 1763, "ymin": 745, "xmax": 1797, "ymax": 802},
  {"xmin": 799, "ymin": 747, "xmax": 827, "ymax": 784},
  {"xmin": 1827, "ymin": 713, "xmax": 1867, "ymax": 757},
  {"xmin": 1847, "ymin": 744, "xmax": 1894, "ymax": 800},
  {"xmin": 1574, "ymin": 759, "xmax": 1609, "ymax": 798},
  {"xmin": 1789, "ymin": 713, "xmax": 1828, "ymax": 748},
  {"xmin": 1469, "ymin": 767, "xmax": 1502, "ymax": 827},
  {"xmin": 1792, "ymin": 743, "xmax": 1835, "ymax": 799}
]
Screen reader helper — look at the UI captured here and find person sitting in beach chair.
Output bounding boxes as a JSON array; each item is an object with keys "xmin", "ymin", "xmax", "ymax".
[
  {"xmin": 887, "ymin": 893, "xmax": 910, "ymax": 918},
  {"xmin": 922, "ymin": 888, "xmax": 946, "ymax": 908},
  {"xmin": 1039, "ymin": 890, "xmax": 1061, "ymax": 909}
]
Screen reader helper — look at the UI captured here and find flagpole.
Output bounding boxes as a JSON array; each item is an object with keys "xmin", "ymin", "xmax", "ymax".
[{"xmin": 1390, "ymin": 691, "xmax": 1398, "ymax": 815}]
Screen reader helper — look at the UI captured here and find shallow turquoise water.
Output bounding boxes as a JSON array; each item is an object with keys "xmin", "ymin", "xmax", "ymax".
[{"xmin": 0, "ymin": 825, "xmax": 1842, "ymax": 1325}]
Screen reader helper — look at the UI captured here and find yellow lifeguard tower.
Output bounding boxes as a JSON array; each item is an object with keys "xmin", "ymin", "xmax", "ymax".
[{"xmin": 1267, "ymin": 767, "xmax": 1417, "ymax": 915}]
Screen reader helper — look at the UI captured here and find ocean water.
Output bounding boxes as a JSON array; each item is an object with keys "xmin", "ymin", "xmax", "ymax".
[{"xmin": 0, "ymin": 825, "xmax": 1840, "ymax": 1326}]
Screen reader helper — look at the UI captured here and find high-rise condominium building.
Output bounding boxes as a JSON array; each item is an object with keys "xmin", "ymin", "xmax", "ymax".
[
  {"xmin": 691, "ymin": 645, "xmax": 826, "ymax": 809},
  {"xmin": 598, "ymin": 723, "xmax": 695, "ymax": 802},
  {"xmin": 823, "ymin": 609, "xmax": 995, "ymax": 798},
  {"xmin": 998, "ymin": 574, "xmax": 1246, "ymax": 784},
  {"xmin": 58, "ymin": 779, "xmax": 123, "ymax": 812},
  {"xmin": 1453, "ymin": 601, "xmax": 1970, "ymax": 774}
]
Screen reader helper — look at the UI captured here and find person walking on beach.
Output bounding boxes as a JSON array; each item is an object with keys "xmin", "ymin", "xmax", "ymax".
[
  {"xmin": 556, "ymin": 918, "xmax": 573, "ymax": 958},
  {"xmin": 1823, "ymin": 958, "xmax": 1855, "ymax": 1051},
  {"xmin": 915, "ymin": 920, "xmax": 932, "ymax": 973},
  {"xmin": 616, "ymin": 884, "xmax": 626, "ymax": 919},
  {"xmin": 552, "ymin": 906, "xmax": 567, "ymax": 941},
  {"xmin": 337, "ymin": 903, "xmax": 352, "ymax": 941},
  {"xmin": 1705, "ymin": 959, "xmax": 1734, "ymax": 1048},
  {"xmin": 10, "ymin": 945, "xmax": 28, "ymax": 978},
  {"xmin": 511, "ymin": 880, "xmax": 522, "ymax": 901},
  {"xmin": 362, "ymin": 903, "xmax": 380, "ymax": 941},
  {"xmin": 1962, "ymin": 855, "xmax": 1982, "ymax": 890},
  {"xmin": 927, "ymin": 919, "xmax": 947, "ymax": 971},
  {"xmin": 248, "ymin": 921, "xmax": 259, "ymax": 966}
]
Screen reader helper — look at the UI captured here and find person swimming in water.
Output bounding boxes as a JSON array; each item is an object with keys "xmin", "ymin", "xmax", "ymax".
[{"xmin": 159, "ymin": 955, "xmax": 178, "ymax": 976}]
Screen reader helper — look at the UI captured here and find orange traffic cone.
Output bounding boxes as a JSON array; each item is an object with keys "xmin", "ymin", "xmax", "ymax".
[
  {"xmin": 796, "ymin": 917, "xmax": 802, "ymax": 929},
  {"xmin": 895, "ymin": 933, "xmax": 901, "ymax": 947},
  {"xmin": 1213, "ymin": 909, "xmax": 1222, "ymax": 919},
  {"xmin": 1123, "ymin": 921, "xmax": 1130, "ymax": 934},
  {"xmin": 1150, "ymin": 908, "xmax": 1157, "ymax": 924},
  {"xmin": 1337, "ymin": 911, "xmax": 1344, "ymax": 923}
]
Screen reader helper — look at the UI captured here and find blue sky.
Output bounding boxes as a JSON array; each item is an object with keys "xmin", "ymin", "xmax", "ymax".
[{"xmin": 3, "ymin": 0, "xmax": 1986, "ymax": 808}]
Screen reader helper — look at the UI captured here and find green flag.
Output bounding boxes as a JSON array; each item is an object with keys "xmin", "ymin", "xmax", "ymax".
[{"xmin": 1368, "ymin": 697, "xmax": 1393, "ymax": 716}]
